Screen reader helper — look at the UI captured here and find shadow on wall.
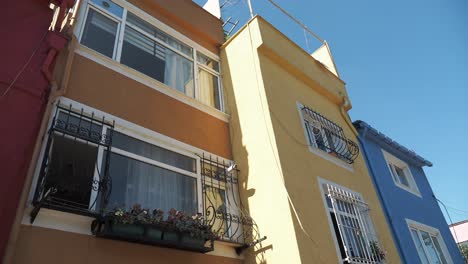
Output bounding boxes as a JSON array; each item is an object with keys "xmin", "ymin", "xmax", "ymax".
[{"xmin": 221, "ymin": 53, "xmax": 271, "ymax": 264}]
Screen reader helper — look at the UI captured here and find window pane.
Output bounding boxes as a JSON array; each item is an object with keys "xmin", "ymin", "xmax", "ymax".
[
  {"xmin": 90, "ymin": 0, "xmax": 123, "ymax": 18},
  {"xmin": 394, "ymin": 165, "xmax": 410, "ymax": 187},
  {"xmin": 432, "ymin": 236, "xmax": 448, "ymax": 264},
  {"xmin": 45, "ymin": 135, "xmax": 98, "ymax": 209},
  {"xmin": 205, "ymin": 186, "xmax": 227, "ymax": 236},
  {"xmin": 198, "ymin": 68, "xmax": 220, "ymax": 110},
  {"xmin": 121, "ymin": 26, "xmax": 194, "ymax": 97},
  {"xmin": 107, "ymin": 153, "xmax": 197, "ymax": 214},
  {"xmin": 411, "ymin": 229, "xmax": 430, "ymax": 264},
  {"xmin": 80, "ymin": 9, "xmax": 118, "ymax": 58},
  {"xmin": 197, "ymin": 52, "xmax": 219, "ymax": 72},
  {"xmin": 421, "ymin": 231, "xmax": 442, "ymax": 264},
  {"xmin": 111, "ymin": 131, "xmax": 196, "ymax": 173},
  {"xmin": 126, "ymin": 13, "xmax": 192, "ymax": 57}
]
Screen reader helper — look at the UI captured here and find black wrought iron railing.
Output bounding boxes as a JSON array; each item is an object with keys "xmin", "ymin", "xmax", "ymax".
[
  {"xmin": 31, "ymin": 103, "xmax": 114, "ymax": 222},
  {"xmin": 30, "ymin": 103, "xmax": 265, "ymax": 253},
  {"xmin": 200, "ymin": 154, "xmax": 263, "ymax": 247},
  {"xmin": 301, "ymin": 106, "xmax": 359, "ymax": 164}
]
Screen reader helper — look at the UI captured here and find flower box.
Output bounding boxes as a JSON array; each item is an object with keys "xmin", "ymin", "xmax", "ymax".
[{"xmin": 91, "ymin": 205, "xmax": 215, "ymax": 253}]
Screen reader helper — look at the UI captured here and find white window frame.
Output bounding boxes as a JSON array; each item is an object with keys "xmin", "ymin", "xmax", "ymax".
[
  {"xmin": 406, "ymin": 219, "xmax": 454, "ymax": 264},
  {"xmin": 74, "ymin": 0, "xmax": 225, "ymax": 112},
  {"xmin": 297, "ymin": 102, "xmax": 353, "ymax": 172},
  {"xmin": 382, "ymin": 150, "xmax": 421, "ymax": 197},
  {"xmin": 28, "ymin": 97, "xmax": 238, "ymax": 216},
  {"xmin": 318, "ymin": 178, "xmax": 384, "ymax": 264}
]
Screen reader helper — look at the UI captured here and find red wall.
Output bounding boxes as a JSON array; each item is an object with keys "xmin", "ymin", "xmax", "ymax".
[{"xmin": 0, "ymin": 0, "xmax": 56, "ymax": 259}]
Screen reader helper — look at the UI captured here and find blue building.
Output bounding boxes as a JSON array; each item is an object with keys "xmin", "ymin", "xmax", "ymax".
[{"xmin": 354, "ymin": 120, "xmax": 464, "ymax": 264}]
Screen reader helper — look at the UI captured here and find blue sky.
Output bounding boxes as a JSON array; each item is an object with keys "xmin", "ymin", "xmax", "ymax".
[{"xmin": 195, "ymin": 0, "xmax": 468, "ymax": 223}]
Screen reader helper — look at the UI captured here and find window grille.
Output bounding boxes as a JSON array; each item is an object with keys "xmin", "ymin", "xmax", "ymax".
[
  {"xmin": 302, "ymin": 106, "xmax": 359, "ymax": 164},
  {"xmin": 325, "ymin": 184, "xmax": 385, "ymax": 264},
  {"xmin": 201, "ymin": 154, "xmax": 259, "ymax": 245}
]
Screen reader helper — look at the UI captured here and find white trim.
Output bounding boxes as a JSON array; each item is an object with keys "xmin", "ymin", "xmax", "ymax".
[
  {"xmin": 75, "ymin": 46, "xmax": 229, "ymax": 122},
  {"xmin": 318, "ymin": 177, "xmax": 351, "ymax": 264},
  {"xmin": 297, "ymin": 102, "xmax": 353, "ymax": 172},
  {"xmin": 382, "ymin": 150, "xmax": 421, "ymax": 198},
  {"xmin": 406, "ymin": 219, "xmax": 454, "ymax": 264},
  {"xmin": 110, "ymin": 147, "xmax": 198, "ymax": 179}
]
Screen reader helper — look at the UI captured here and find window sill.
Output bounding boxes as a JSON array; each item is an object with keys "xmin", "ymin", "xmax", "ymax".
[
  {"xmin": 394, "ymin": 182, "xmax": 422, "ymax": 198},
  {"xmin": 308, "ymin": 146, "xmax": 353, "ymax": 172},
  {"xmin": 21, "ymin": 206, "xmax": 244, "ymax": 259},
  {"xmin": 74, "ymin": 45, "xmax": 230, "ymax": 123}
]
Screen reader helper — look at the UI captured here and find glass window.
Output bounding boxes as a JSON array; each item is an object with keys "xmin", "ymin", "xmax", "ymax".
[
  {"xmin": 80, "ymin": 9, "xmax": 118, "ymax": 58},
  {"xmin": 421, "ymin": 231, "xmax": 443, "ymax": 264},
  {"xmin": 126, "ymin": 13, "xmax": 192, "ymax": 57},
  {"xmin": 120, "ymin": 26, "xmax": 194, "ymax": 97},
  {"xmin": 432, "ymin": 236, "xmax": 448, "ymax": 264},
  {"xmin": 107, "ymin": 152, "xmax": 197, "ymax": 213},
  {"xmin": 411, "ymin": 229, "xmax": 430, "ymax": 264},
  {"xmin": 393, "ymin": 164, "xmax": 410, "ymax": 187},
  {"xmin": 90, "ymin": 0, "xmax": 123, "ymax": 18},
  {"xmin": 112, "ymin": 131, "xmax": 196, "ymax": 173},
  {"xmin": 197, "ymin": 52, "xmax": 219, "ymax": 72},
  {"xmin": 198, "ymin": 68, "xmax": 220, "ymax": 110}
]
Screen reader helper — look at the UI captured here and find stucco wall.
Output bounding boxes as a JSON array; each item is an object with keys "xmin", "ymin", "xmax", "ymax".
[
  {"xmin": 64, "ymin": 54, "xmax": 232, "ymax": 158},
  {"xmin": 357, "ymin": 132, "xmax": 464, "ymax": 263},
  {"xmin": 11, "ymin": 226, "xmax": 241, "ymax": 264},
  {"xmin": 222, "ymin": 17, "xmax": 400, "ymax": 264}
]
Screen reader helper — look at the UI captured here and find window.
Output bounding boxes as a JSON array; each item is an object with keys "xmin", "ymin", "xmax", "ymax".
[
  {"xmin": 78, "ymin": 0, "xmax": 223, "ymax": 111},
  {"xmin": 105, "ymin": 131, "xmax": 198, "ymax": 213},
  {"xmin": 382, "ymin": 150, "xmax": 420, "ymax": 196},
  {"xmin": 197, "ymin": 52, "xmax": 221, "ymax": 110},
  {"xmin": 408, "ymin": 220, "xmax": 451, "ymax": 264},
  {"xmin": 320, "ymin": 180, "xmax": 385, "ymax": 264},
  {"xmin": 200, "ymin": 158, "xmax": 246, "ymax": 243},
  {"xmin": 299, "ymin": 104, "xmax": 360, "ymax": 164}
]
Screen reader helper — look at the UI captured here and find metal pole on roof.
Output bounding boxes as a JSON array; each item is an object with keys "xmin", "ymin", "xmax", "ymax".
[
  {"xmin": 247, "ymin": 0, "xmax": 254, "ymax": 18},
  {"xmin": 265, "ymin": 0, "xmax": 325, "ymax": 44}
]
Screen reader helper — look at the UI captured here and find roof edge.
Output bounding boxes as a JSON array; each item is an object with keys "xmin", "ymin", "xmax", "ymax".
[{"xmin": 353, "ymin": 120, "xmax": 433, "ymax": 167}]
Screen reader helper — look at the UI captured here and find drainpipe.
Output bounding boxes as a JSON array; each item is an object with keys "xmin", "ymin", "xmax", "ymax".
[{"xmin": 358, "ymin": 127, "xmax": 409, "ymax": 264}]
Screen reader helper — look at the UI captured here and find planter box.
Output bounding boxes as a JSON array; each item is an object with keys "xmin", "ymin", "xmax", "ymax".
[
  {"xmin": 93, "ymin": 216, "xmax": 214, "ymax": 253},
  {"xmin": 111, "ymin": 223, "xmax": 144, "ymax": 237}
]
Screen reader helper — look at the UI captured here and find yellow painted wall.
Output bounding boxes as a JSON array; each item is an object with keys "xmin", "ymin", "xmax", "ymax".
[{"xmin": 222, "ymin": 16, "xmax": 400, "ymax": 264}]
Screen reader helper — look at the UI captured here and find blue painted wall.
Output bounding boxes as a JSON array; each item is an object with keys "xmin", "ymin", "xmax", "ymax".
[{"xmin": 355, "ymin": 123, "xmax": 464, "ymax": 264}]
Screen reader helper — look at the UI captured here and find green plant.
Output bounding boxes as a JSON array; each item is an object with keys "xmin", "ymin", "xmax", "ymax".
[
  {"xmin": 109, "ymin": 204, "xmax": 217, "ymax": 240},
  {"xmin": 459, "ymin": 243, "xmax": 468, "ymax": 264}
]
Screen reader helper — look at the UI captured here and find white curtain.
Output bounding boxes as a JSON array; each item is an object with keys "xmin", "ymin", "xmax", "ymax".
[{"xmin": 164, "ymin": 50, "xmax": 194, "ymax": 97}]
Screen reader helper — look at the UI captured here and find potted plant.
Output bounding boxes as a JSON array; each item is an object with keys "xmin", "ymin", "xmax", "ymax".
[
  {"xmin": 369, "ymin": 241, "xmax": 386, "ymax": 262},
  {"xmin": 103, "ymin": 204, "xmax": 217, "ymax": 249}
]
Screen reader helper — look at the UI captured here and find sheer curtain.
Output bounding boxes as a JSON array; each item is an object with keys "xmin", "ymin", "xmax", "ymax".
[
  {"xmin": 198, "ymin": 69, "xmax": 220, "ymax": 109},
  {"xmin": 108, "ymin": 153, "xmax": 197, "ymax": 214},
  {"xmin": 164, "ymin": 50, "xmax": 194, "ymax": 97}
]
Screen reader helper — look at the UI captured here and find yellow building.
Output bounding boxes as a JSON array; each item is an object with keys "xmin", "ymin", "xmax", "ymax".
[{"xmin": 222, "ymin": 16, "xmax": 401, "ymax": 263}]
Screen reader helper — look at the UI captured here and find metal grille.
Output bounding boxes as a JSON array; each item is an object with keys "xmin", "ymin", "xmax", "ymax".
[
  {"xmin": 31, "ymin": 103, "xmax": 114, "ymax": 221},
  {"xmin": 302, "ymin": 106, "xmax": 359, "ymax": 164},
  {"xmin": 201, "ymin": 154, "xmax": 259, "ymax": 245},
  {"xmin": 326, "ymin": 184, "xmax": 385, "ymax": 264}
]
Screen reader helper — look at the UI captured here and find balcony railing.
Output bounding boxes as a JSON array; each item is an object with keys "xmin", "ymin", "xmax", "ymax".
[
  {"xmin": 31, "ymin": 103, "xmax": 263, "ymax": 253},
  {"xmin": 301, "ymin": 106, "xmax": 360, "ymax": 164}
]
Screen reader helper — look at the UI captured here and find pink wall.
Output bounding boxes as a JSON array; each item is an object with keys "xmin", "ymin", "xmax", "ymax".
[{"xmin": 450, "ymin": 221, "xmax": 468, "ymax": 244}]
